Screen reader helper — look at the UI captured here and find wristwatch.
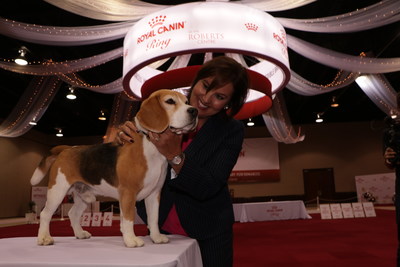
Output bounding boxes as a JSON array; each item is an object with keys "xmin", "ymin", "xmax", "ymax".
[{"xmin": 168, "ymin": 153, "xmax": 185, "ymax": 166}]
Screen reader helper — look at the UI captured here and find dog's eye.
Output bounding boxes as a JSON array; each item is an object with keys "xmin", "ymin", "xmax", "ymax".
[{"xmin": 165, "ymin": 98, "xmax": 176, "ymax": 105}]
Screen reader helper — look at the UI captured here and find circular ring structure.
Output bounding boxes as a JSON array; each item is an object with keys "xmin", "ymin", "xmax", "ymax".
[{"xmin": 123, "ymin": 2, "xmax": 290, "ymax": 118}]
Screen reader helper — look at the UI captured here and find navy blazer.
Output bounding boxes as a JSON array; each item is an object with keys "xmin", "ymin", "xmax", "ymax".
[{"xmin": 138, "ymin": 115, "xmax": 244, "ymax": 240}]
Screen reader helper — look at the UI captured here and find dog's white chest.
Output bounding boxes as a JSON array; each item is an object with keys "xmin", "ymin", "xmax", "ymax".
[{"xmin": 136, "ymin": 139, "xmax": 167, "ymax": 201}]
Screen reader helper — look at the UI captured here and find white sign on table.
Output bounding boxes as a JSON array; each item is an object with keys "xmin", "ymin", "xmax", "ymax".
[
  {"xmin": 80, "ymin": 213, "xmax": 91, "ymax": 226},
  {"xmin": 91, "ymin": 212, "xmax": 102, "ymax": 227},
  {"xmin": 103, "ymin": 212, "xmax": 113, "ymax": 226},
  {"xmin": 319, "ymin": 204, "xmax": 332, "ymax": 219},
  {"xmin": 362, "ymin": 202, "xmax": 376, "ymax": 217},
  {"xmin": 329, "ymin": 204, "xmax": 343, "ymax": 219},
  {"xmin": 352, "ymin": 202, "xmax": 366, "ymax": 218},
  {"xmin": 341, "ymin": 203, "xmax": 354, "ymax": 218}
]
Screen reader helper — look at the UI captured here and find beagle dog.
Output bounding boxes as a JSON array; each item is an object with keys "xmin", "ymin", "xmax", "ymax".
[{"xmin": 30, "ymin": 89, "xmax": 198, "ymax": 247}]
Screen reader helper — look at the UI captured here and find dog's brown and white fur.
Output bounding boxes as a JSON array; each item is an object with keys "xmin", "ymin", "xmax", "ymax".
[{"xmin": 30, "ymin": 89, "xmax": 198, "ymax": 247}]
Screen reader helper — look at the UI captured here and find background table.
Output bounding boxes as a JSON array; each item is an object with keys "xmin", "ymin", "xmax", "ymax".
[
  {"xmin": 0, "ymin": 235, "xmax": 202, "ymax": 267},
  {"xmin": 233, "ymin": 200, "xmax": 311, "ymax": 222}
]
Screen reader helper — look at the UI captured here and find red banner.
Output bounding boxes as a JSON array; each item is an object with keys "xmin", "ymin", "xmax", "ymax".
[
  {"xmin": 229, "ymin": 169, "xmax": 280, "ymax": 183},
  {"xmin": 229, "ymin": 138, "xmax": 280, "ymax": 183}
]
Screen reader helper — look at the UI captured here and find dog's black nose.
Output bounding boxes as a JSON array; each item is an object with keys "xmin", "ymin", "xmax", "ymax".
[{"xmin": 188, "ymin": 107, "xmax": 198, "ymax": 118}]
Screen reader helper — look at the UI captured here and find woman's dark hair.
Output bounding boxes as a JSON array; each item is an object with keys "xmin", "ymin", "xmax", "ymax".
[{"xmin": 188, "ymin": 56, "xmax": 249, "ymax": 120}]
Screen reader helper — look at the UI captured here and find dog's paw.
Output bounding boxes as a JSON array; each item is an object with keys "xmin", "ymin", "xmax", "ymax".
[
  {"xmin": 151, "ymin": 233, "xmax": 169, "ymax": 244},
  {"xmin": 75, "ymin": 230, "xmax": 92, "ymax": 239},
  {"xmin": 37, "ymin": 235, "xmax": 54, "ymax": 246},
  {"xmin": 124, "ymin": 236, "xmax": 145, "ymax": 248}
]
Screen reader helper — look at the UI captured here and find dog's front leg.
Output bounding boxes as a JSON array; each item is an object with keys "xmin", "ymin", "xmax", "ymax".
[
  {"xmin": 145, "ymin": 191, "xmax": 169, "ymax": 244},
  {"xmin": 119, "ymin": 191, "xmax": 144, "ymax": 247}
]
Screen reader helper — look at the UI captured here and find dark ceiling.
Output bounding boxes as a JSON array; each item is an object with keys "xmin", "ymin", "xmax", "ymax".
[{"xmin": 0, "ymin": 0, "xmax": 399, "ymax": 138}]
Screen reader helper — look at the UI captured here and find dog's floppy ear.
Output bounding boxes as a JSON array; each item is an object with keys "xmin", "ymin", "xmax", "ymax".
[{"xmin": 136, "ymin": 93, "xmax": 169, "ymax": 133}]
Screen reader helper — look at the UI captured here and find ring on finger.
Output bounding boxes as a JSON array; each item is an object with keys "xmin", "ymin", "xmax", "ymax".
[{"xmin": 118, "ymin": 131, "xmax": 124, "ymax": 137}]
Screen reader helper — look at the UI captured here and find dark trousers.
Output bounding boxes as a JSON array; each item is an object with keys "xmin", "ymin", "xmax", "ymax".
[{"xmin": 197, "ymin": 229, "xmax": 233, "ymax": 267}]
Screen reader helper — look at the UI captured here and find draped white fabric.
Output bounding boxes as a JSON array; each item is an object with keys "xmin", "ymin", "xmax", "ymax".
[
  {"xmin": 0, "ymin": 0, "xmax": 398, "ymax": 140},
  {"xmin": 43, "ymin": 0, "xmax": 316, "ymax": 22},
  {"xmin": 236, "ymin": 0, "xmax": 316, "ymax": 12},
  {"xmin": 262, "ymin": 92, "xmax": 305, "ymax": 144},
  {"xmin": 287, "ymin": 70, "xmax": 358, "ymax": 96},
  {"xmin": 3, "ymin": 0, "xmax": 398, "ymax": 46},
  {"xmin": 277, "ymin": 0, "xmax": 400, "ymax": 33},
  {"xmin": 287, "ymin": 34, "xmax": 400, "ymax": 74},
  {"xmin": 0, "ymin": 76, "xmax": 62, "ymax": 137},
  {"xmin": 0, "ymin": 18, "xmax": 135, "ymax": 46},
  {"xmin": 355, "ymin": 74, "xmax": 398, "ymax": 117},
  {"xmin": 43, "ymin": 0, "xmax": 166, "ymax": 21},
  {"xmin": 0, "ymin": 47, "xmax": 123, "ymax": 76}
]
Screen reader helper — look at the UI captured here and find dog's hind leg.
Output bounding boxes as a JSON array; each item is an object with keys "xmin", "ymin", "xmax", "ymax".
[
  {"xmin": 37, "ymin": 170, "xmax": 70, "ymax": 246},
  {"xmin": 145, "ymin": 191, "xmax": 169, "ymax": 244},
  {"xmin": 69, "ymin": 190, "xmax": 92, "ymax": 240}
]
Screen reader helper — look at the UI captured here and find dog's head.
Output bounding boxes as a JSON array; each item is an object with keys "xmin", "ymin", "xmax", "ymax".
[{"xmin": 135, "ymin": 89, "xmax": 198, "ymax": 134}]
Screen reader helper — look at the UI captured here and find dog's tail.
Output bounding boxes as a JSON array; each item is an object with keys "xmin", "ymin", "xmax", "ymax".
[{"xmin": 30, "ymin": 145, "xmax": 71, "ymax": 186}]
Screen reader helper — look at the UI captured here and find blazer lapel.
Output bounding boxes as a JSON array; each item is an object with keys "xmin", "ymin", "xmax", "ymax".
[{"xmin": 184, "ymin": 116, "xmax": 225, "ymax": 156}]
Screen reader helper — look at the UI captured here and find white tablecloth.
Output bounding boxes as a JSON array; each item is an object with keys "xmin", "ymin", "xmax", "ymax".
[
  {"xmin": 0, "ymin": 235, "xmax": 202, "ymax": 267},
  {"xmin": 233, "ymin": 200, "xmax": 311, "ymax": 222}
]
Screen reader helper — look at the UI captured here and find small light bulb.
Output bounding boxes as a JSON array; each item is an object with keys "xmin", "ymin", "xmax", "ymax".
[
  {"xmin": 247, "ymin": 118, "xmax": 255, "ymax": 127},
  {"xmin": 316, "ymin": 113, "xmax": 323, "ymax": 123}
]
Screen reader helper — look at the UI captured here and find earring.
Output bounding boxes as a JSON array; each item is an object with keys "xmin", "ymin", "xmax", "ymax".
[{"xmin": 224, "ymin": 105, "xmax": 229, "ymax": 110}]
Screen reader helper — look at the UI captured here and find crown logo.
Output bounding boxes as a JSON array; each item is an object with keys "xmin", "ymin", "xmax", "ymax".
[
  {"xmin": 149, "ymin": 15, "xmax": 166, "ymax": 28},
  {"xmin": 245, "ymin": 23, "xmax": 258, "ymax": 32}
]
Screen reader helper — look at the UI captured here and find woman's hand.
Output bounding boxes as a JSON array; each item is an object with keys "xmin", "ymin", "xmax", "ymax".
[
  {"xmin": 384, "ymin": 147, "xmax": 397, "ymax": 165},
  {"xmin": 148, "ymin": 128, "xmax": 183, "ymax": 161},
  {"xmin": 116, "ymin": 121, "xmax": 137, "ymax": 145}
]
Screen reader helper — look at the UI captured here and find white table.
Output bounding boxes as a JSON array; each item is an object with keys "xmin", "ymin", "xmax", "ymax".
[
  {"xmin": 0, "ymin": 235, "xmax": 202, "ymax": 267},
  {"xmin": 233, "ymin": 200, "xmax": 311, "ymax": 222}
]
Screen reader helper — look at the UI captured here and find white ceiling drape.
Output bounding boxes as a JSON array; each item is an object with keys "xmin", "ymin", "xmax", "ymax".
[
  {"xmin": 2, "ymin": 0, "xmax": 398, "ymax": 45},
  {"xmin": 0, "ymin": 0, "xmax": 398, "ymax": 141},
  {"xmin": 0, "ymin": 76, "xmax": 62, "ymax": 137},
  {"xmin": 287, "ymin": 34, "xmax": 400, "ymax": 74},
  {"xmin": 277, "ymin": 0, "xmax": 400, "ymax": 33},
  {"xmin": 43, "ymin": 0, "xmax": 316, "ymax": 22},
  {"xmin": 43, "ymin": 0, "xmax": 166, "ymax": 21}
]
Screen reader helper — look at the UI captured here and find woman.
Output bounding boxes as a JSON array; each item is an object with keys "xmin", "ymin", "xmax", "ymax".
[{"xmin": 117, "ymin": 56, "xmax": 249, "ymax": 266}]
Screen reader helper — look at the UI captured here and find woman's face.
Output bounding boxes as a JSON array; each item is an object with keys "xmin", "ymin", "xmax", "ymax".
[{"xmin": 189, "ymin": 77, "xmax": 234, "ymax": 121}]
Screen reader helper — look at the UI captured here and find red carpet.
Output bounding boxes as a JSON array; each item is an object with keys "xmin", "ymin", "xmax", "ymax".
[{"xmin": 0, "ymin": 209, "xmax": 397, "ymax": 267}]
